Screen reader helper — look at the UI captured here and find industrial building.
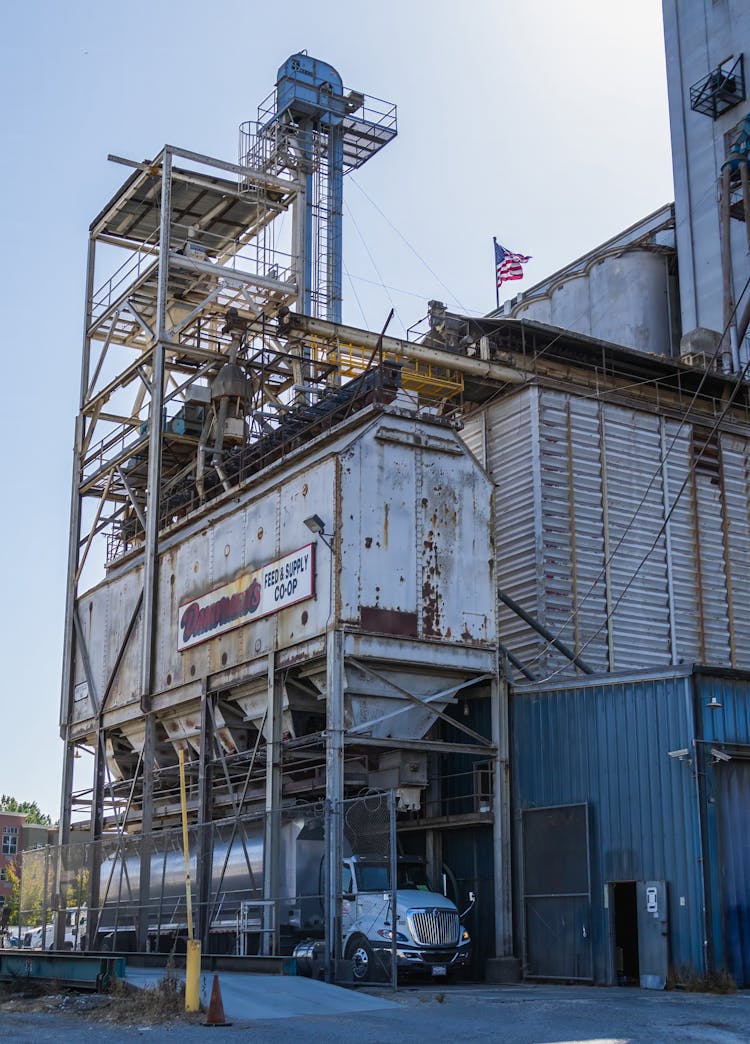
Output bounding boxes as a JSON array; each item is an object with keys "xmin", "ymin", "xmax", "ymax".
[
  {"xmin": 53, "ymin": 55, "xmax": 511, "ymax": 982},
  {"xmin": 46, "ymin": 0, "xmax": 750, "ymax": 992},
  {"xmin": 481, "ymin": 0, "xmax": 750, "ymax": 989}
]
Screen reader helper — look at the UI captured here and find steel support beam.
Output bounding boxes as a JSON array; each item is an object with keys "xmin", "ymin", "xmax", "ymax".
[
  {"xmin": 86, "ymin": 730, "xmax": 107, "ymax": 951},
  {"xmin": 324, "ymin": 629, "xmax": 345, "ymax": 981},
  {"xmin": 56, "ymin": 232, "xmax": 97, "ymax": 949},
  {"xmin": 262, "ymin": 655, "xmax": 282, "ymax": 955},
  {"xmin": 491, "ymin": 661, "xmax": 513, "ymax": 957},
  {"xmin": 168, "ymin": 251, "xmax": 297, "ymax": 298},
  {"xmin": 197, "ymin": 686, "xmax": 213, "ymax": 950},
  {"xmin": 137, "ymin": 146, "xmax": 173, "ymax": 951}
]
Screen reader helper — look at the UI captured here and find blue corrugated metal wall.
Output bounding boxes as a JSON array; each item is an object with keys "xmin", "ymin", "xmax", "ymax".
[
  {"xmin": 512, "ymin": 671, "xmax": 706, "ymax": 983},
  {"xmin": 694, "ymin": 672, "xmax": 750, "ymax": 986}
]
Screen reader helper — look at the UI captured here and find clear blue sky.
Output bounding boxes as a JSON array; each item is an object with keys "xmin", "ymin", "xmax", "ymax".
[{"xmin": 0, "ymin": 0, "xmax": 673, "ymax": 820}]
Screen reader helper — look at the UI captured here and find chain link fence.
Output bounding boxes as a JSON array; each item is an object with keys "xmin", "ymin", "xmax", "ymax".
[
  {"xmin": 337, "ymin": 790, "xmax": 397, "ymax": 985},
  {"xmin": 15, "ymin": 791, "xmax": 400, "ymax": 986}
]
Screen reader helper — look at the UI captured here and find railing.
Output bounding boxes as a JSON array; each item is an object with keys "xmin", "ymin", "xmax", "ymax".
[{"xmin": 91, "ymin": 230, "xmax": 160, "ymax": 326}]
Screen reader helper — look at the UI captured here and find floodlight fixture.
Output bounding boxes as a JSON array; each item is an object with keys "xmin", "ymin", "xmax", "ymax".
[
  {"xmin": 303, "ymin": 514, "xmax": 333, "ymax": 550},
  {"xmin": 303, "ymin": 514, "xmax": 326, "ymax": 535}
]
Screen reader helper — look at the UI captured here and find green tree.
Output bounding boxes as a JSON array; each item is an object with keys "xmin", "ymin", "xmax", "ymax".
[
  {"xmin": 5, "ymin": 859, "xmax": 20, "ymax": 923},
  {"xmin": 0, "ymin": 795, "xmax": 52, "ymax": 826}
]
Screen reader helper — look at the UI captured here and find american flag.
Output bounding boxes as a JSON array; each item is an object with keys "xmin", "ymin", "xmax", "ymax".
[{"xmin": 495, "ymin": 240, "xmax": 531, "ymax": 287}]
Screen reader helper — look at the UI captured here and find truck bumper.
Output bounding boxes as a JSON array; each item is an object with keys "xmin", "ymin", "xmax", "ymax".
[{"xmin": 392, "ymin": 941, "xmax": 471, "ymax": 974}]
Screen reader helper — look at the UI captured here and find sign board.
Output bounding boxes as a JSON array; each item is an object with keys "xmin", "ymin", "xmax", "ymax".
[{"xmin": 178, "ymin": 543, "xmax": 315, "ymax": 650}]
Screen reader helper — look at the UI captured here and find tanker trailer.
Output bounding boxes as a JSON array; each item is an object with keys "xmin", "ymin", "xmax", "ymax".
[
  {"xmin": 94, "ymin": 814, "xmax": 324, "ymax": 954},
  {"xmin": 94, "ymin": 812, "xmax": 472, "ymax": 978}
]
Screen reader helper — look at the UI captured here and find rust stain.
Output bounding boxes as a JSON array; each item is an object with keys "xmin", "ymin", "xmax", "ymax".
[
  {"xmin": 383, "ymin": 503, "xmax": 389, "ymax": 548},
  {"xmin": 421, "ymin": 524, "xmax": 443, "ymax": 638},
  {"xmin": 219, "ymin": 728, "xmax": 238, "ymax": 754}
]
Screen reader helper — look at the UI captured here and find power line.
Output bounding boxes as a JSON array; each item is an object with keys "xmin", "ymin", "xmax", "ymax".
[
  {"xmin": 523, "ymin": 274, "xmax": 750, "ymax": 681},
  {"xmin": 349, "ymin": 175, "xmax": 469, "ymax": 312}
]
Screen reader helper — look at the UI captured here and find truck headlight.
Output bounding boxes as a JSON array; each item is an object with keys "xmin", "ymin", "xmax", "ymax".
[
  {"xmin": 461, "ymin": 928, "xmax": 470, "ymax": 941},
  {"xmin": 377, "ymin": 928, "xmax": 409, "ymax": 943}
]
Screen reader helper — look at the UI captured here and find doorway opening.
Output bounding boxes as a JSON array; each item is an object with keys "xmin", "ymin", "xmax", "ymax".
[{"xmin": 613, "ymin": 882, "xmax": 639, "ymax": 985}]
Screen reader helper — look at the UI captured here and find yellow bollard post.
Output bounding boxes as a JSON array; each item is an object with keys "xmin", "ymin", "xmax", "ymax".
[
  {"xmin": 179, "ymin": 748, "xmax": 201, "ymax": 1012},
  {"xmin": 185, "ymin": 938, "xmax": 201, "ymax": 1013}
]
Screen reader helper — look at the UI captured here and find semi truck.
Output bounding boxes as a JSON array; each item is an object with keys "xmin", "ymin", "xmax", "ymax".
[
  {"xmin": 92, "ymin": 813, "xmax": 472, "ymax": 979},
  {"xmin": 332, "ymin": 853, "xmax": 473, "ymax": 981}
]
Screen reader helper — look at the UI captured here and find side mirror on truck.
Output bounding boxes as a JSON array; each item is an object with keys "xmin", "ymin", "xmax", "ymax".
[{"xmin": 460, "ymin": 891, "xmax": 477, "ymax": 919}]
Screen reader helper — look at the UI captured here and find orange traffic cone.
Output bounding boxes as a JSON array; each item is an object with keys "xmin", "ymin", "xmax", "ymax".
[{"xmin": 204, "ymin": 974, "xmax": 232, "ymax": 1027}]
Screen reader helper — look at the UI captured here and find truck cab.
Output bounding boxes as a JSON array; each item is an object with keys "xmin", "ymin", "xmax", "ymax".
[{"xmin": 341, "ymin": 855, "xmax": 471, "ymax": 981}]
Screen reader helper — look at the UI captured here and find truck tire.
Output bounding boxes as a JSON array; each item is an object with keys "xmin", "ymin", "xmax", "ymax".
[{"xmin": 345, "ymin": 934, "xmax": 375, "ymax": 982}]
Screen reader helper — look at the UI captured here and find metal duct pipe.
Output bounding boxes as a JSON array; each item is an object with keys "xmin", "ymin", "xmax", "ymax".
[
  {"xmin": 497, "ymin": 589, "xmax": 594, "ymax": 675},
  {"xmin": 281, "ymin": 314, "xmax": 526, "ymax": 385}
]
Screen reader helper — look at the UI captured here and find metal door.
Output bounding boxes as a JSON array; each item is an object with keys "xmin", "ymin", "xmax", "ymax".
[
  {"xmin": 636, "ymin": 880, "xmax": 668, "ymax": 989},
  {"xmin": 522, "ymin": 804, "xmax": 592, "ymax": 981}
]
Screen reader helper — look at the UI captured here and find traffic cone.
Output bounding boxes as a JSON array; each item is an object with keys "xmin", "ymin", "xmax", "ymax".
[{"xmin": 204, "ymin": 974, "xmax": 232, "ymax": 1027}]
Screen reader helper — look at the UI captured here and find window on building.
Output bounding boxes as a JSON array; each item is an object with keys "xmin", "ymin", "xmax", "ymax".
[
  {"xmin": 0, "ymin": 868, "xmax": 6, "ymax": 881},
  {"xmin": 2, "ymin": 827, "xmax": 18, "ymax": 856}
]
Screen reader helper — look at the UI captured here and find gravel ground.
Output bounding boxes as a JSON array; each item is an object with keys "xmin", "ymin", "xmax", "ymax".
[{"xmin": 1, "ymin": 981, "xmax": 749, "ymax": 1043}]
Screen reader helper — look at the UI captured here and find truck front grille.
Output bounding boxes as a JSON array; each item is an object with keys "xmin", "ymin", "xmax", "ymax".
[{"xmin": 408, "ymin": 908, "xmax": 459, "ymax": 947}]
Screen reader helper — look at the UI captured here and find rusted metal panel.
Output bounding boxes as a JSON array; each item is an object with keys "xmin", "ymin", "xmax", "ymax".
[
  {"xmin": 339, "ymin": 419, "xmax": 495, "ymax": 646},
  {"xmin": 359, "ymin": 606, "xmax": 418, "ymax": 637},
  {"xmin": 339, "ymin": 425, "xmax": 417, "ymax": 623},
  {"xmin": 70, "ymin": 413, "xmax": 496, "ymax": 751}
]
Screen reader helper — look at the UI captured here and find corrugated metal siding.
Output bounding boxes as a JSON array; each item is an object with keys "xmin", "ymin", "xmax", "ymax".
[
  {"xmin": 568, "ymin": 399, "xmax": 609, "ymax": 673},
  {"xmin": 691, "ymin": 431, "xmax": 731, "ymax": 663},
  {"xmin": 695, "ymin": 673, "xmax": 750, "ymax": 744},
  {"xmin": 602, "ymin": 405, "xmax": 671, "ymax": 669},
  {"xmin": 663, "ymin": 419, "xmax": 700, "ymax": 666},
  {"xmin": 459, "ymin": 413, "xmax": 486, "ymax": 468},
  {"xmin": 480, "ymin": 388, "xmax": 750, "ymax": 680},
  {"xmin": 694, "ymin": 673, "xmax": 750, "ymax": 983},
  {"xmin": 512, "ymin": 674, "xmax": 704, "ymax": 982},
  {"xmin": 538, "ymin": 395, "xmax": 598, "ymax": 677},
  {"xmin": 489, "ymin": 389, "xmax": 544, "ymax": 670},
  {"xmin": 715, "ymin": 762, "xmax": 750, "ymax": 986},
  {"xmin": 719, "ymin": 435, "xmax": 750, "ymax": 666}
]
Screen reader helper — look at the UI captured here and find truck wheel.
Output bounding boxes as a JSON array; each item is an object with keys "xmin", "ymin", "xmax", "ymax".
[{"xmin": 346, "ymin": 935, "xmax": 375, "ymax": 982}]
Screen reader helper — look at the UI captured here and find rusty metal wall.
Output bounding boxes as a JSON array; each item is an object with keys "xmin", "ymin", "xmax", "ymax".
[
  {"xmin": 339, "ymin": 421, "xmax": 495, "ymax": 644},
  {"xmin": 70, "ymin": 413, "xmax": 496, "ymax": 742}
]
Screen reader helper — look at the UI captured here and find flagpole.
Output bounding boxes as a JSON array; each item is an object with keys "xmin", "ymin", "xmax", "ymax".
[{"xmin": 493, "ymin": 236, "xmax": 500, "ymax": 311}]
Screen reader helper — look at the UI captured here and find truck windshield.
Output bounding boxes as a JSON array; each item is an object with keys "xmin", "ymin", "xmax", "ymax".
[{"xmin": 355, "ymin": 861, "xmax": 431, "ymax": 892}]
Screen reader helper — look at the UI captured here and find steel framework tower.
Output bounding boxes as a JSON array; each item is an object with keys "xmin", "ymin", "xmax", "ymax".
[{"xmin": 57, "ymin": 57, "xmax": 399, "ymax": 947}]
